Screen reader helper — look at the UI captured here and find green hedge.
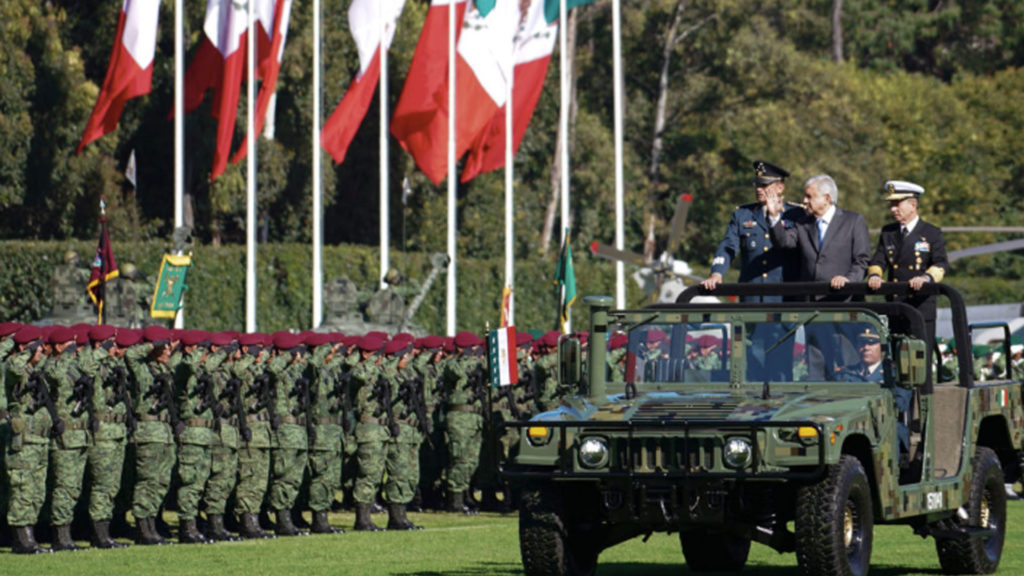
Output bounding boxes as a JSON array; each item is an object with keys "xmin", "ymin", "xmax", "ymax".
[{"xmin": 0, "ymin": 241, "xmax": 647, "ymax": 334}]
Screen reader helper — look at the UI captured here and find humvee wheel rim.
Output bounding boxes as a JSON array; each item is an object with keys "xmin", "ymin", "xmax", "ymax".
[
  {"xmin": 843, "ymin": 502, "xmax": 856, "ymax": 549},
  {"xmin": 980, "ymin": 495, "xmax": 990, "ymax": 528}
]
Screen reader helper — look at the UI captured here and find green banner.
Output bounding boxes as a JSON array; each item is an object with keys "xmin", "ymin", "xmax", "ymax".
[{"xmin": 150, "ymin": 253, "xmax": 191, "ymax": 319}]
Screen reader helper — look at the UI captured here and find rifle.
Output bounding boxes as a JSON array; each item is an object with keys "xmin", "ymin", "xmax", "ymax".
[
  {"xmin": 27, "ymin": 370, "xmax": 65, "ymax": 438},
  {"xmin": 69, "ymin": 370, "xmax": 98, "ymax": 433},
  {"xmin": 498, "ymin": 381, "xmax": 522, "ymax": 421},
  {"xmin": 251, "ymin": 372, "xmax": 281, "ymax": 430},
  {"xmin": 223, "ymin": 377, "xmax": 250, "ymax": 442},
  {"xmin": 290, "ymin": 376, "xmax": 317, "ymax": 445},
  {"xmin": 146, "ymin": 372, "xmax": 183, "ymax": 436},
  {"xmin": 467, "ymin": 363, "xmax": 491, "ymax": 422},
  {"xmin": 397, "ymin": 377, "xmax": 433, "ymax": 448},
  {"xmin": 332, "ymin": 369, "xmax": 355, "ymax": 435},
  {"xmin": 191, "ymin": 372, "xmax": 218, "ymax": 418},
  {"xmin": 373, "ymin": 376, "xmax": 400, "ymax": 437},
  {"xmin": 109, "ymin": 366, "xmax": 137, "ymax": 433}
]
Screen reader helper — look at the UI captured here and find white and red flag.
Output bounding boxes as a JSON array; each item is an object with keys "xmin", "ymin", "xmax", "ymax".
[
  {"xmin": 183, "ymin": 0, "xmax": 250, "ymax": 181},
  {"xmin": 461, "ymin": 0, "xmax": 557, "ymax": 182},
  {"xmin": 77, "ymin": 0, "xmax": 161, "ymax": 153},
  {"xmin": 321, "ymin": 0, "xmax": 406, "ymax": 165},
  {"xmin": 390, "ymin": 0, "xmax": 468, "ymax": 185},
  {"xmin": 231, "ymin": 0, "xmax": 293, "ymax": 164}
]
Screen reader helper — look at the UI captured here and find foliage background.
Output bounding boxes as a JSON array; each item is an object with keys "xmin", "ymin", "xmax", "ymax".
[{"xmin": 1, "ymin": 0, "xmax": 1023, "ymax": 330}]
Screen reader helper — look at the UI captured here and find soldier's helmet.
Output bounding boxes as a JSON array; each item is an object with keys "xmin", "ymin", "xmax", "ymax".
[
  {"xmin": 64, "ymin": 250, "xmax": 80, "ymax": 265},
  {"xmin": 121, "ymin": 262, "xmax": 138, "ymax": 279},
  {"xmin": 384, "ymin": 268, "xmax": 407, "ymax": 285}
]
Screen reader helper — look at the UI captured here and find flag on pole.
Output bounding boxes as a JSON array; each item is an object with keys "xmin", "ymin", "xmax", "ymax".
[
  {"xmin": 182, "ymin": 0, "xmax": 250, "ymax": 181},
  {"xmin": 500, "ymin": 286, "xmax": 513, "ymax": 327},
  {"xmin": 77, "ymin": 0, "xmax": 161, "ymax": 153},
  {"xmin": 543, "ymin": 0, "xmax": 600, "ymax": 24},
  {"xmin": 461, "ymin": 0, "xmax": 557, "ymax": 182},
  {"xmin": 554, "ymin": 228, "xmax": 576, "ymax": 333},
  {"xmin": 125, "ymin": 149, "xmax": 137, "ymax": 188},
  {"xmin": 390, "ymin": 0, "xmax": 469, "ymax": 185},
  {"xmin": 321, "ymin": 0, "xmax": 406, "ymax": 164},
  {"xmin": 88, "ymin": 203, "xmax": 120, "ymax": 324},
  {"xmin": 231, "ymin": 0, "xmax": 294, "ymax": 164},
  {"xmin": 488, "ymin": 326, "xmax": 519, "ymax": 386}
]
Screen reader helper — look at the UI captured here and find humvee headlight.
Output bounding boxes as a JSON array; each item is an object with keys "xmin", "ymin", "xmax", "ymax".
[
  {"xmin": 723, "ymin": 437, "xmax": 753, "ymax": 469},
  {"xmin": 578, "ymin": 438, "xmax": 609, "ymax": 469},
  {"xmin": 527, "ymin": 426, "xmax": 551, "ymax": 446}
]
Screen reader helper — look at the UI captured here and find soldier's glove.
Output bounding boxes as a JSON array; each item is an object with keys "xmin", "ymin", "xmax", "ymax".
[
  {"xmin": 390, "ymin": 423, "xmax": 401, "ymax": 438},
  {"xmin": 173, "ymin": 421, "xmax": 186, "ymax": 437},
  {"xmin": 51, "ymin": 418, "xmax": 66, "ymax": 438},
  {"xmin": 270, "ymin": 414, "xmax": 281, "ymax": 430}
]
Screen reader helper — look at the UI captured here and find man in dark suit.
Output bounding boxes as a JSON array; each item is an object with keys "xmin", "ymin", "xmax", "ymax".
[
  {"xmin": 766, "ymin": 174, "xmax": 871, "ymax": 298},
  {"xmin": 866, "ymin": 180, "xmax": 949, "ymax": 344}
]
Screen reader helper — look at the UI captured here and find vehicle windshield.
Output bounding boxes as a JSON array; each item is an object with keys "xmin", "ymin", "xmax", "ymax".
[{"xmin": 620, "ymin": 318, "xmax": 888, "ymax": 385}]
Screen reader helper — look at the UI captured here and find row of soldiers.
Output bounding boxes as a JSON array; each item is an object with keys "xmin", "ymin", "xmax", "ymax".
[{"xmin": 0, "ymin": 321, "xmax": 583, "ymax": 553}]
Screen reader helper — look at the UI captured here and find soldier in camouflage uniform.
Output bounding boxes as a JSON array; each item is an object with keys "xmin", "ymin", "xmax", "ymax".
[
  {"xmin": 125, "ymin": 325, "xmax": 177, "ymax": 545},
  {"xmin": 412, "ymin": 336, "xmax": 446, "ymax": 511},
  {"xmin": 606, "ymin": 333, "xmax": 628, "ymax": 381},
  {"xmin": 4, "ymin": 326, "xmax": 52, "ymax": 553},
  {"xmin": 267, "ymin": 332, "xmax": 310, "ymax": 536},
  {"xmin": 79, "ymin": 325, "xmax": 131, "ymax": 548},
  {"xmin": 172, "ymin": 331, "xmax": 218, "ymax": 544},
  {"xmin": 531, "ymin": 332, "xmax": 561, "ymax": 413},
  {"xmin": 303, "ymin": 332, "xmax": 344, "ymax": 534},
  {"xmin": 201, "ymin": 332, "xmax": 242, "ymax": 541},
  {"xmin": 232, "ymin": 332, "xmax": 275, "ymax": 539},
  {"xmin": 45, "ymin": 326, "xmax": 95, "ymax": 551},
  {"xmin": 383, "ymin": 339, "xmax": 425, "ymax": 530},
  {"xmin": 0, "ymin": 322, "xmax": 22, "ymax": 546},
  {"xmin": 351, "ymin": 335, "xmax": 387, "ymax": 530},
  {"xmin": 443, "ymin": 331, "xmax": 487, "ymax": 514}
]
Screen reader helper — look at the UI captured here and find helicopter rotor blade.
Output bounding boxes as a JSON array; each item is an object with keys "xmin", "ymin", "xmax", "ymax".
[
  {"xmin": 666, "ymin": 193, "xmax": 692, "ymax": 257},
  {"xmin": 590, "ymin": 242, "xmax": 648, "ymax": 267},
  {"xmin": 947, "ymin": 238, "xmax": 1024, "ymax": 262}
]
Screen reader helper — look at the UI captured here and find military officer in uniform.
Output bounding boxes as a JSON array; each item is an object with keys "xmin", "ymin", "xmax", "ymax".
[
  {"xmin": 266, "ymin": 332, "xmax": 310, "ymax": 537},
  {"xmin": 232, "ymin": 332, "xmax": 275, "ymax": 539},
  {"xmin": 443, "ymin": 332, "xmax": 487, "ymax": 514},
  {"xmin": 351, "ymin": 335, "xmax": 387, "ymax": 531},
  {"xmin": 702, "ymin": 160, "xmax": 800, "ymax": 301},
  {"xmin": 867, "ymin": 180, "xmax": 949, "ymax": 344}
]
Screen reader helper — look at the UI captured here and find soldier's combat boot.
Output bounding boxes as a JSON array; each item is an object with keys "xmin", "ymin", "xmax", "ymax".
[
  {"xmin": 135, "ymin": 517, "xmax": 170, "ymax": 546},
  {"xmin": 446, "ymin": 491, "xmax": 476, "ymax": 515},
  {"xmin": 11, "ymin": 526, "xmax": 51, "ymax": 554},
  {"xmin": 238, "ymin": 513, "xmax": 274, "ymax": 539},
  {"xmin": 387, "ymin": 504, "xmax": 424, "ymax": 531},
  {"xmin": 52, "ymin": 524, "xmax": 83, "ymax": 552},
  {"xmin": 205, "ymin": 514, "xmax": 240, "ymax": 542},
  {"xmin": 91, "ymin": 520, "xmax": 129, "ymax": 549},
  {"xmin": 177, "ymin": 517, "xmax": 212, "ymax": 544},
  {"xmin": 274, "ymin": 509, "xmax": 308, "ymax": 537},
  {"xmin": 353, "ymin": 503, "xmax": 383, "ymax": 532},
  {"xmin": 311, "ymin": 511, "xmax": 342, "ymax": 534}
]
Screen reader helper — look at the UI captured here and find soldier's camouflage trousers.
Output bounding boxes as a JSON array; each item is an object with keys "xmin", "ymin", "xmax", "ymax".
[
  {"xmin": 204, "ymin": 443, "xmax": 238, "ymax": 515},
  {"xmin": 176, "ymin": 443, "xmax": 213, "ymax": 518},
  {"xmin": 445, "ymin": 411, "xmax": 483, "ymax": 494},
  {"xmin": 5, "ymin": 436, "xmax": 48, "ymax": 526},
  {"xmin": 50, "ymin": 443, "xmax": 89, "ymax": 526},
  {"xmin": 268, "ymin": 424, "xmax": 307, "ymax": 511},
  {"xmin": 353, "ymin": 421, "xmax": 387, "ymax": 504},
  {"xmin": 0, "ymin": 423, "xmax": 9, "ymax": 530},
  {"xmin": 132, "ymin": 441, "xmax": 176, "ymax": 519},
  {"xmin": 385, "ymin": 423, "xmax": 422, "ymax": 505},
  {"xmin": 308, "ymin": 423, "xmax": 343, "ymax": 512},
  {"xmin": 86, "ymin": 438, "xmax": 126, "ymax": 521},
  {"xmin": 234, "ymin": 446, "xmax": 270, "ymax": 516}
]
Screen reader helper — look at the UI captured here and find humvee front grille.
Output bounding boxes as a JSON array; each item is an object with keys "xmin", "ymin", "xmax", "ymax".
[
  {"xmin": 499, "ymin": 420, "xmax": 826, "ymax": 481},
  {"xmin": 633, "ymin": 401, "xmax": 741, "ymax": 421}
]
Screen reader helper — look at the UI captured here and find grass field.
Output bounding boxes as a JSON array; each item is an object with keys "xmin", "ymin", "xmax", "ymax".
[{"xmin": 3, "ymin": 502, "xmax": 1024, "ymax": 575}]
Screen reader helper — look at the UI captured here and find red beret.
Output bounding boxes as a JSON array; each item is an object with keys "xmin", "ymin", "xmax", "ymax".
[
  {"xmin": 88, "ymin": 325, "xmax": 117, "ymax": 342},
  {"xmin": 305, "ymin": 332, "xmax": 332, "ymax": 348},
  {"xmin": 48, "ymin": 326, "xmax": 76, "ymax": 344},
  {"xmin": 393, "ymin": 332, "xmax": 415, "ymax": 343},
  {"xmin": 419, "ymin": 335, "xmax": 444, "ymax": 350},
  {"xmin": 646, "ymin": 330, "xmax": 667, "ymax": 344},
  {"xmin": 358, "ymin": 335, "xmax": 384, "ymax": 352},
  {"xmin": 515, "ymin": 332, "xmax": 534, "ymax": 348},
  {"xmin": 327, "ymin": 332, "xmax": 345, "ymax": 341},
  {"xmin": 365, "ymin": 331, "xmax": 389, "ymax": 342},
  {"xmin": 209, "ymin": 332, "xmax": 235, "ymax": 347},
  {"xmin": 75, "ymin": 326, "xmax": 91, "ymax": 345},
  {"xmin": 144, "ymin": 325, "xmax": 171, "ymax": 343},
  {"xmin": 541, "ymin": 331, "xmax": 561, "ymax": 348},
  {"xmin": 238, "ymin": 333, "xmax": 263, "ymax": 347},
  {"xmin": 454, "ymin": 331, "xmax": 483, "ymax": 348},
  {"xmin": 575, "ymin": 331, "xmax": 589, "ymax": 344},
  {"xmin": 13, "ymin": 325, "xmax": 42, "ymax": 345},
  {"xmin": 608, "ymin": 334, "xmax": 628, "ymax": 350},
  {"xmin": 384, "ymin": 339, "xmax": 412, "ymax": 356},
  {"xmin": 179, "ymin": 330, "xmax": 207, "ymax": 346},
  {"xmin": 273, "ymin": 332, "xmax": 303, "ymax": 350},
  {"xmin": 0, "ymin": 322, "xmax": 23, "ymax": 337},
  {"xmin": 116, "ymin": 329, "xmax": 143, "ymax": 347},
  {"xmin": 442, "ymin": 337, "xmax": 455, "ymax": 353}
]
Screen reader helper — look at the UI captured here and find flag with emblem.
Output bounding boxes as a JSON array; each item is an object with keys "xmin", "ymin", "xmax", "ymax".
[
  {"xmin": 554, "ymin": 228, "xmax": 577, "ymax": 333},
  {"xmin": 87, "ymin": 204, "xmax": 120, "ymax": 324},
  {"xmin": 488, "ymin": 326, "xmax": 518, "ymax": 387},
  {"xmin": 543, "ymin": 0, "xmax": 600, "ymax": 24}
]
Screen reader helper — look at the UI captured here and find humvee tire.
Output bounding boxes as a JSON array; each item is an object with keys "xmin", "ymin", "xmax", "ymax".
[
  {"xmin": 935, "ymin": 446, "xmax": 1006, "ymax": 574},
  {"xmin": 680, "ymin": 529, "xmax": 751, "ymax": 572},
  {"xmin": 519, "ymin": 486, "xmax": 598, "ymax": 576},
  {"xmin": 795, "ymin": 455, "xmax": 874, "ymax": 576}
]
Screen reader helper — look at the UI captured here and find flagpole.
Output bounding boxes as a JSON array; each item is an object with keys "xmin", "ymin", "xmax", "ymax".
[
  {"xmin": 504, "ymin": 14, "xmax": 515, "ymax": 327},
  {"xmin": 612, "ymin": 0, "xmax": 625, "ymax": 308},
  {"xmin": 245, "ymin": 0, "xmax": 258, "ymax": 332},
  {"xmin": 446, "ymin": 0, "xmax": 457, "ymax": 336},
  {"xmin": 559, "ymin": 0, "xmax": 570, "ymax": 333},
  {"xmin": 312, "ymin": 0, "xmax": 323, "ymax": 327},
  {"xmin": 174, "ymin": 0, "xmax": 185, "ymax": 330},
  {"xmin": 380, "ymin": 0, "xmax": 390, "ymax": 290}
]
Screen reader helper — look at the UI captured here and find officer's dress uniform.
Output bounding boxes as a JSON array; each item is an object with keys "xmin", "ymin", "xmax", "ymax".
[{"xmin": 711, "ymin": 201, "xmax": 802, "ymax": 301}]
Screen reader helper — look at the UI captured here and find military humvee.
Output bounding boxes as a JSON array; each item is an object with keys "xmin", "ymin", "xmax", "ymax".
[{"xmin": 501, "ymin": 282, "xmax": 1023, "ymax": 576}]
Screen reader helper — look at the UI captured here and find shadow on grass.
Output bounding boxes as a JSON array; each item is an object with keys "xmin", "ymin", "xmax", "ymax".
[{"xmin": 393, "ymin": 561, "xmax": 949, "ymax": 576}]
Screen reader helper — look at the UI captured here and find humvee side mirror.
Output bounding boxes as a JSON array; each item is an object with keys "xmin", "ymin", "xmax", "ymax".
[
  {"xmin": 894, "ymin": 337, "xmax": 927, "ymax": 387},
  {"xmin": 559, "ymin": 337, "xmax": 582, "ymax": 389}
]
